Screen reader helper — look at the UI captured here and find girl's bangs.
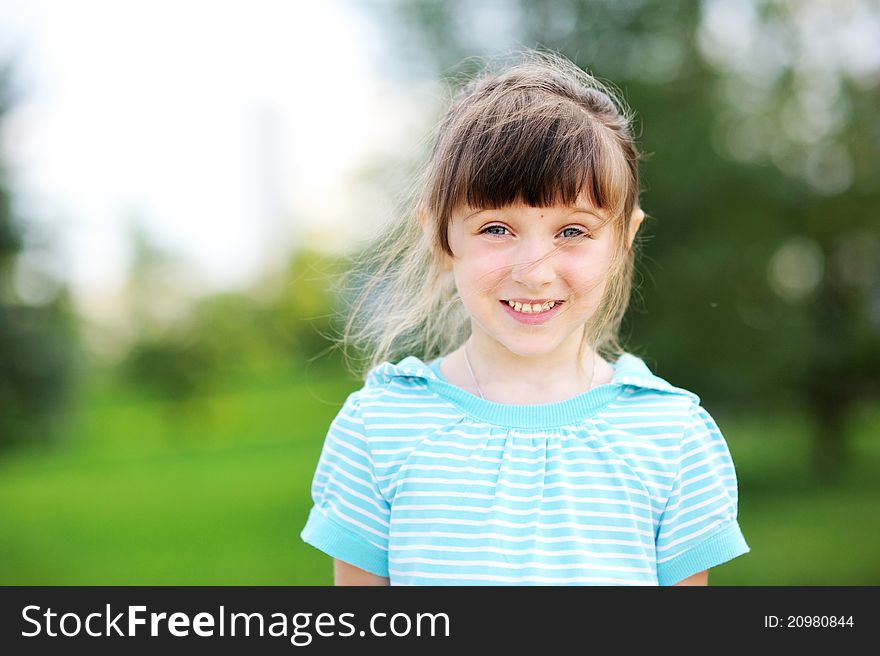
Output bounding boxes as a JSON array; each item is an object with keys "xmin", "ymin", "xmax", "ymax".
[{"xmin": 438, "ymin": 107, "xmax": 632, "ymax": 221}]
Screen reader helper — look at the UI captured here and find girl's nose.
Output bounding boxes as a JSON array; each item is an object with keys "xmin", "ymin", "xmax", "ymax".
[{"xmin": 510, "ymin": 245, "xmax": 556, "ymax": 288}]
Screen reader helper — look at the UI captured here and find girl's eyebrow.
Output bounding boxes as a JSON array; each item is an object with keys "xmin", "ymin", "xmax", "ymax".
[
  {"xmin": 566, "ymin": 208, "xmax": 604, "ymax": 220},
  {"xmin": 464, "ymin": 207, "xmax": 603, "ymax": 222}
]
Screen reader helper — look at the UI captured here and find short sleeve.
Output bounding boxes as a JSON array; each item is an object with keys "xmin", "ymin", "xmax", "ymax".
[
  {"xmin": 300, "ymin": 391, "xmax": 391, "ymax": 577},
  {"xmin": 655, "ymin": 403, "xmax": 750, "ymax": 585}
]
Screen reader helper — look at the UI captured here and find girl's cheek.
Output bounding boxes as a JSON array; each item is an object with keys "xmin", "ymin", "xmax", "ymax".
[
  {"xmin": 474, "ymin": 252, "xmax": 510, "ymax": 279},
  {"xmin": 560, "ymin": 247, "xmax": 606, "ymax": 270}
]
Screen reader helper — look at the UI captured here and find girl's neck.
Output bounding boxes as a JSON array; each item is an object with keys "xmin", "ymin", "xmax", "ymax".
[{"xmin": 442, "ymin": 335, "xmax": 614, "ymax": 405}]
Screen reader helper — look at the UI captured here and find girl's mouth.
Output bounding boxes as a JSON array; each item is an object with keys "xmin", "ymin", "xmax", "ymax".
[{"xmin": 499, "ymin": 299, "xmax": 565, "ymax": 325}]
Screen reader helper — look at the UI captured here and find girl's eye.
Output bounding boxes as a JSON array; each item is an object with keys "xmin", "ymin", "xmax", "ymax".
[
  {"xmin": 480, "ymin": 225, "xmax": 591, "ymax": 239},
  {"xmin": 561, "ymin": 227, "xmax": 590, "ymax": 239}
]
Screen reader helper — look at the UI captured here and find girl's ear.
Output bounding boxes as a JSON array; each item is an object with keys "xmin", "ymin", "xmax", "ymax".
[{"xmin": 627, "ymin": 206, "xmax": 645, "ymax": 250}]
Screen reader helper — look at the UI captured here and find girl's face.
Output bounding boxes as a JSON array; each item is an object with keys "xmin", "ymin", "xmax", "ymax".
[{"xmin": 441, "ymin": 199, "xmax": 629, "ymax": 361}]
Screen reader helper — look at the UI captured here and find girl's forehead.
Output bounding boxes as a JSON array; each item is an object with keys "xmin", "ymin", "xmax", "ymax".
[{"xmin": 454, "ymin": 198, "xmax": 609, "ymax": 221}]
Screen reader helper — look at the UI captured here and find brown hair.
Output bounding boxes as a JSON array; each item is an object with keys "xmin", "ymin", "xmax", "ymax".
[{"xmin": 335, "ymin": 49, "xmax": 644, "ymax": 380}]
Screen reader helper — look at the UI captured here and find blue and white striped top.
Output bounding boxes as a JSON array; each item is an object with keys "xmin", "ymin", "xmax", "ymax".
[{"xmin": 300, "ymin": 353, "xmax": 750, "ymax": 585}]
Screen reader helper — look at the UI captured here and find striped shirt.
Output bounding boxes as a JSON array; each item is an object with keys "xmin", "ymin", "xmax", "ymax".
[{"xmin": 300, "ymin": 353, "xmax": 750, "ymax": 585}]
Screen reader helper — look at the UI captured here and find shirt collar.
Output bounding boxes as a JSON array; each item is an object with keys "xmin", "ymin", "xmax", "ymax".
[{"xmin": 369, "ymin": 352, "xmax": 699, "ymax": 403}]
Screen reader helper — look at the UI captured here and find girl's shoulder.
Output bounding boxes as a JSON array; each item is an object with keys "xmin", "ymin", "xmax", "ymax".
[
  {"xmin": 611, "ymin": 354, "xmax": 732, "ymax": 441},
  {"xmin": 364, "ymin": 355, "xmax": 439, "ymax": 390},
  {"xmin": 610, "ymin": 353, "xmax": 701, "ymax": 404},
  {"xmin": 342, "ymin": 356, "xmax": 450, "ymax": 419},
  {"xmin": 326, "ymin": 357, "xmax": 442, "ymax": 428}
]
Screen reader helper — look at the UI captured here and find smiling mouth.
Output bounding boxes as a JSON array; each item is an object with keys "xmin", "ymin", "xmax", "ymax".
[{"xmin": 500, "ymin": 299, "xmax": 565, "ymax": 314}]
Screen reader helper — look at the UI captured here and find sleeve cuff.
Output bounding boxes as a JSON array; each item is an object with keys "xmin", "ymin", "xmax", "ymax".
[
  {"xmin": 657, "ymin": 521, "xmax": 750, "ymax": 586},
  {"xmin": 300, "ymin": 505, "xmax": 389, "ymax": 578}
]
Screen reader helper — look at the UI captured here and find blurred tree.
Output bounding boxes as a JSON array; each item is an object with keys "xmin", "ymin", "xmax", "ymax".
[
  {"xmin": 266, "ymin": 247, "xmax": 349, "ymax": 371},
  {"xmin": 181, "ymin": 247, "xmax": 348, "ymax": 377},
  {"xmin": 0, "ymin": 62, "xmax": 78, "ymax": 450},
  {"xmin": 116, "ymin": 220, "xmax": 221, "ymax": 430},
  {"xmin": 367, "ymin": 0, "xmax": 880, "ymax": 482},
  {"xmin": 118, "ymin": 235, "xmax": 346, "ymax": 414}
]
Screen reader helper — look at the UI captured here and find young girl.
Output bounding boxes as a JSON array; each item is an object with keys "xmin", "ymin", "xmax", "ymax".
[{"xmin": 300, "ymin": 50, "xmax": 750, "ymax": 586}]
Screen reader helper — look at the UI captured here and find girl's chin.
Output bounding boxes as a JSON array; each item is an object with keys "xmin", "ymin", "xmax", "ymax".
[
  {"xmin": 489, "ymin": 337, "xmax": 567, "ymax": 358},
  {"xmin": 475, "ymin": 323, "xmax": 590, "ymax": 355}
]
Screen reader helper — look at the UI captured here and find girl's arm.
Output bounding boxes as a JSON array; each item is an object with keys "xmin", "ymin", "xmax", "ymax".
[
  {"xmin": 333, "ymin": 559, "xmax": 391, "ymax": 586},
  {"xmin": 673, "ymin": 570, "xmax": 709, "ymax": 586}
]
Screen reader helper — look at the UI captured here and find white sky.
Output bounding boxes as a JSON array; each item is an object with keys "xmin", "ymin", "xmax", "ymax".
[{"xmin": 0, "ymin": 0, "xmax": 430, "ymax": 316}]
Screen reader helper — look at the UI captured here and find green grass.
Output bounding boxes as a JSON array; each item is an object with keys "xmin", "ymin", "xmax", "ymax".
[
  {"xmin": 0, "ymin": 366, "xmax": 354, "ymax": 585},
  {"xmin": 713, "ymin": 400, "xmax": 880, "ymax": 585},
  {"xmin": 0, "ymin": 441, "xmax": 319, "ymax": 584},
  {"xmin": 1, "ymin": 369, "xmax": 878, "ymax": 585}
]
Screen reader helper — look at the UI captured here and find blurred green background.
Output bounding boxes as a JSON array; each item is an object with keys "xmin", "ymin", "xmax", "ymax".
[{"xmin": 1, "ymin": 0, "xmax": 878, "ymax": 585}]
